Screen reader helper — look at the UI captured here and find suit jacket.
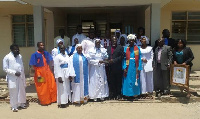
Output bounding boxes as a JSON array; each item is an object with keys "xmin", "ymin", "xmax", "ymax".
[
  {"xmin": 107, "ymin": 45, "xmax": 124, "ymax": 73},
  {"xmin": 153, "ymin": 45, "xmax": 173, "ymax": 70},
  {"xmin": 173, "ymin": 47, "xmax": 194, "ymax": 67}
]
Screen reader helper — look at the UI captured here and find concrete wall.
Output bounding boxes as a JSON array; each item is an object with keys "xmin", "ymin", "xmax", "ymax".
[
  {"xmin": 0, "ymin": 3, "xmax": 55, "ymax": 77},
  {"xmin": 0, "ymin": 4, "xmax": 34, "ymax": 77},
  {"xmin": 161, "ymin": 0, "xmax": 200, "ymax": 71}
]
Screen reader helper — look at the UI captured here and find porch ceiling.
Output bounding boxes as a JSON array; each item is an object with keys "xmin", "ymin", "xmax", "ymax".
[{"xmin": 22, "ymin": 0, "xmax": 168, "ymax": 7}]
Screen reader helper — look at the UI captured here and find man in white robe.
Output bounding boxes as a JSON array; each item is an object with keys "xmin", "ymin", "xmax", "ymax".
[
  {"xmin": 54, "ymin": 29, "xmax": 71, "ymax": 48},
  {"xmin": 72, "ymin": 25, "xmax": 86, "ymax": 45},
  {"xmin": 81, "ymin": 28, "xmax": 96, "ymax": 56},
  {"xmin": 52, "ymin": 39, "xmax": 65, "ymax": 60},
  {"xmin": 3, "ymin": 44, "xmax": 26, "ymax": 112},
  {"xmin": 71, "ymin": 44, "xmax": 89, "ymax": 104},
  {"xmin": 87, "ymin": 39, "xmax": 109, "ymax": 101},
  {"xmin": 54, "ymin": 45, "xmax": 76, "ymax": 108}
]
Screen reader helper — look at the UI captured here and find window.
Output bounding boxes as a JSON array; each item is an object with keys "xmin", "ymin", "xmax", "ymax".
[
  {"xmin": 82, "ymin": 20, "xmax": 95, "ymax": 36},
  {"xmin": 12, "ymin": 15, "xmax": 34, "ymax": 47},
  {"xmin": 172, "ymin": 12, "xmax": 200, "ymax": 43}
]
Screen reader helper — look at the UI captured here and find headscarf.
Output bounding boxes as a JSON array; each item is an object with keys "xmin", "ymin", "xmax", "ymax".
[
  {"xmin": 56, "ymin": 38, "xmax": 64, "ymax": 45},
  {"xmin": 95, "ymin": 38, "xmax": 101, "ymax": 42},
  {"xmin": 119, "ymin": 34, "xmax": 128, "ymax": 43},
  {"xmin": 141, "ymin": 36, "xmax": 150, "ymax": 44},
  {"xmin": 75, "ymin": 44, "xmax": 82, "ymax": 49},
  {"xmin": 127, "ymin": 34, "xmax": 137, "ymax": 40}
]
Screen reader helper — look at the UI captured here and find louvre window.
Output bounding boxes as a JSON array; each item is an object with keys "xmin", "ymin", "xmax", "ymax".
[
  {"xmin": 172, "ymin": 12, "xmax": 200, "ymax": 44},
  {"xmin": 12, "ymin": 15, "xmax": 34, "ymax": 47}
]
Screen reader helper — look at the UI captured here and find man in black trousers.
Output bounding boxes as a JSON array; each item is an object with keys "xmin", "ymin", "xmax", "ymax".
[{"xmin": 107, "ymin": 36, "xmax": 124, "ymax": 100}]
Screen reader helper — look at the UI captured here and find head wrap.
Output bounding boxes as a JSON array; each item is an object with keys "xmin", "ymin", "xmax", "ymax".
[
  {"xmin": 114, "ymin": 30, "xmax": 121, "ymax": 36},
  {"xmin": 75, "ymin": 44, "xmax": 82, "ymax": 49},
  {"xmin": 141, "ymin": 36, "xmax": 150, "ymax": 44},
  {"xmin": 56, "ymin": 38, "xmax": 64, "ymax": 45},
  {"xmin": 119, "ymin": 34, "xmax": 128, "ymax": 43},
  {"xmin": 95, "ymin": 38, "xmax": 101, "ymax": 42},
  {"xmin": 127, "ymin": 34, "xmax": 137, "ymax": 40}
]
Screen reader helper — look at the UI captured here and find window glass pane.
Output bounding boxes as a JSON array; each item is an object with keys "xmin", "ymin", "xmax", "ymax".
[
  {"xmin": 187, "ymin": 21, "xmax": 200, "ymax": 42},
  {"xmin": 172, "ymin": 21, "xmax": 186, "ymax": 40},
  {"xmin": 188, "ymin": 12, "xmax": 200, "ymax": 20},
  {"xmin": 172, "ymin": 12, "xmax": 186, "ymax": 20},
  {"xmin": 27, "ymin": 24, "xmax": 34, "ymax": 47},
  {"xmin": 13, "ymin": 15, "xmax": 25, "ymax": 23},
  {"xmin": 27, "ymin": 15, "xmax": 33, "ymax": 22},
  {"xmin": 13, "ymin": 24, "xmax": 26, "ymax": 47},
  {"xmin": 82, "ymin": 21, "xmax": 94, "ymax": 36}
]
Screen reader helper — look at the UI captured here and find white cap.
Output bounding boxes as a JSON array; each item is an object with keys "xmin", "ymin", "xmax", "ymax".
[
  {"xmin": 56, "ymin": 38, "xmax": 64, "ymax": 45},
  {"xmin": 75, "ymin": 44, "xmax": 82, "ymax": 49},
  {"xmin": 127, "ymin": 34, "xmax": 137, "ymax": 40}
]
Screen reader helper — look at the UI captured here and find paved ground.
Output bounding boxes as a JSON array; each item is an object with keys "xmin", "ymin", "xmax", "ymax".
[
  {"xmin": 0, "ymin": 101, "xmax": 200, "ymax": 119},
  {"xmin": 0, "ymin": 71, "xmax": 200, "ymax": 119}
]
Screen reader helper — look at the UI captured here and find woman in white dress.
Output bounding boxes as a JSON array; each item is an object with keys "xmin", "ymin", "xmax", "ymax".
[
  {"xmin": 71, "ymin": 44, "xmax": 89, "ymax": 104},
  {"xmin": 139, "ymin": 36, "xmax": 154, "ymax": 98}
]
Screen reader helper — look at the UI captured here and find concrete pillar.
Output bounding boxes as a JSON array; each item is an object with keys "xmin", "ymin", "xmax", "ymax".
[
  {"xmin": 33, "ymin": 6, "xmax": 44, "ymax": 48},
  {"xmin": 150, "ymin": 3, "xmax": 161, "ymax": 46}
]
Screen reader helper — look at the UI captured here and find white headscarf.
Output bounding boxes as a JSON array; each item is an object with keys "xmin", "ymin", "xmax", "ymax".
[
  {"xmin": 75, "ymin": 44, "xmax": 82, "ymax": 49},
  {"xmin": 56, "ymin": 38, "xmax": 64, "ymax": 45},
  {"xmin": 119, "ymin": 34, "xmax": 128, "ymax": 43},
  {"xmin": 95, "ymin": 38, "xmax": 101, "ymax": 42},
  {"xmin": 127, "ymin": 34, "xmax": 137, "ymax": 40},
  {"xmin": 141, "ymin": 36, "xmax": 150, "ymax": 44}
]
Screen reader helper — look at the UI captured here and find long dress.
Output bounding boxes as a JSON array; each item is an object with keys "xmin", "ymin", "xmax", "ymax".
[
  {"xmin": 54, "ymin": 53, "xmax": 76, "ymax": 105},
  {"xmin": 71, "ymin": 53, "xmax": 89, "ymax": 103},
  {"xmin": 140, "ymin": 46, "xmax": 154, "ymax": 94},
  {"xmin": 3, "ymin": 52, "xmax": 26, "ymax": 109},
  {"xmin": 29, "ymin": 51, "xmax": 57, "ymax": 105},
  {"xmin": 87, "ymin": 47, "xmax": 109, "ymax": 99},
  {"xmin": 122, "ymin": 46, "xmax": 142, "ymax": 96}
]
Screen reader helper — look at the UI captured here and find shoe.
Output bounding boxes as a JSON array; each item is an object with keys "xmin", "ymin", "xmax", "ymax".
[
  {"xmin": 155, "ymin": 91, "xmax": 160, "ymax": 97},
  {"xmin": 100, "ymin": 98, "xmax": 104, "ymax": 101},
  {"xmin": 12, "ymin": 108, "xmax": 18, "ymax": 112},
  {"xmin": 94, "ymin": 98, "xmax": 97, "ymax": 102},
  {"xmin": 163, "ymin": 90, "xmax": 170, "ymax": 95},
  {"xmin": 60, "ymin": 104, "xmax": 66, "ymax": 108},
  {"xmin": 19, "ymin": 104, "xmax": 27, "ymax": 109}
]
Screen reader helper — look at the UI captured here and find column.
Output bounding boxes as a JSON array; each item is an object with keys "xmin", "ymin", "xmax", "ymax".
[
  {"xmin": 150, "ymin": 3, "xmax": 161, "ymax": 46},
  {"xmin": 33, "ymin": 6, "xmax": 44, "ymax": 48}
]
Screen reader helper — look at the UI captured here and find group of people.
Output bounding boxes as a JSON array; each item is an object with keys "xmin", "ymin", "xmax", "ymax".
[{"xmin": 3, "ymin": 25, "xmax": 194, "ymax": 112}]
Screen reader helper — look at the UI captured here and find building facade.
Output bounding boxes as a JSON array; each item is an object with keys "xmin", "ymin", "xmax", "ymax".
[{"xmin": 0, "ymin": 0, "xmax": 199, "ymax": 76}]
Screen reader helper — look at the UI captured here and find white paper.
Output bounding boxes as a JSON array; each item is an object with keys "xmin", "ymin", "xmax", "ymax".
[
  {"xmin": 173, "ymin": 67, "xmax": 186, "ymax": 84},
  {"xmin": 144, "ymin": 59, "xmax": 153, "ymax": 72}
]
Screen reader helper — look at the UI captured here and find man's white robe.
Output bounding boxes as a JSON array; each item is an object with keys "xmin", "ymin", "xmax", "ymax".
[
  {"xmin": 87, "ymin": 47, "xmax": 109, "ymax": 99},
  {"xmin": 70, "ymin": 55, "xmax": 87, "ymax": 103},
  {"xmin": 3, "ymin": 52, "xmax": 26, "ymax": 109},
  {"xmin": 72, "ymin": 33, "xmax": 86, "ymax": 45},
  {"xmin": 54, "ymin": 53, "xmax": 75, "ymax": 105}
]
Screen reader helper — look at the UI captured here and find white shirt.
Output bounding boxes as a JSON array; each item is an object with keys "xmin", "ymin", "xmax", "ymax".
[
  {"xmin": 72, "ymin": 33, "xmax": 86, "ymax": 45},
  {"xmin": 3, "ymin": 52, "xmax": 26, "ymax": 88}
]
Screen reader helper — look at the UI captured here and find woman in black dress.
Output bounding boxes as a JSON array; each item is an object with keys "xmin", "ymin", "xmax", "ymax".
[{"xmin": 173, "ymin": 39, "xmax": 194, "ymax": 97}]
